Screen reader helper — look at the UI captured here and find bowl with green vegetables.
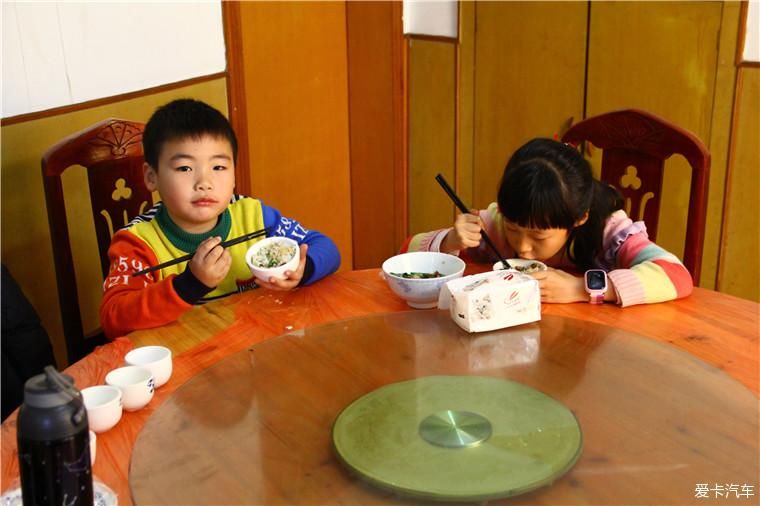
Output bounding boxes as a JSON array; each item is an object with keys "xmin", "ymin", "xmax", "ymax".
[{"xmin": 382, "ymin": 252, "xmax": 465, "ymax": 309}]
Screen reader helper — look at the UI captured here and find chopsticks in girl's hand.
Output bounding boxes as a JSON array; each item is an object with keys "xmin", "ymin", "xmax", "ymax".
[
  {"xmin": 435, "ymin": 174, "xmax": 509, "ymax": 269},
  {"xmin": 132, "ymin": 227, "xmax": 271, "ymax": 277}
]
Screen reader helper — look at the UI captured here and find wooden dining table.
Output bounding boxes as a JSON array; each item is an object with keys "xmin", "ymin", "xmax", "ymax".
[{"xmin": 1, "ymin": 267, "xmax": 758, "ymax": 505}]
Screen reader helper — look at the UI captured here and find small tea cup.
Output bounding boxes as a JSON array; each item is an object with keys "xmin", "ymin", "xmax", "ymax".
[
  {"xmin": 81, "ymin": 385, "xmax": 122, "ymax": 433},
  {"xmin": 105, "ymin": 366, "xmax": 154, "ymax": 411},
  {"xmin": 125, "ymin": 346, "xmax": 172, "ymax": 388},
  {"xmin": 89, "ymin": 430, "xmax": 97, "ymax": 465}
]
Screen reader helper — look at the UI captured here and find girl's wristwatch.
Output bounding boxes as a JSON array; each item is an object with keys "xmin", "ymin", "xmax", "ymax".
[{"xmin": 584, "ymin": 269, "xmax": 608, "ymax": 304}]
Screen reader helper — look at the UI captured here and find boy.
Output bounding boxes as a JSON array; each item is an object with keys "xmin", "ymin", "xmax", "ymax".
[{"xmin": 99, "ymin": 99, "xmax": 340, "ymax": 337}]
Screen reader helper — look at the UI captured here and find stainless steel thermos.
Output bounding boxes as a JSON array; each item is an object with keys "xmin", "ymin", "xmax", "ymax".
[{"xmin": 17, "ymin": 366, "xmax": 93, "ymax": 506}]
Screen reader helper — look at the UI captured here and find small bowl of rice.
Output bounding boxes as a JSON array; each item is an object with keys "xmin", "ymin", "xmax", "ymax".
[
  {"xmin": 492, "ymin": 258, "xmax": 547, "ymax": 273},
  {"xmin": 245, "ymin": 237, "xmax": 300, "ymax": 281}
]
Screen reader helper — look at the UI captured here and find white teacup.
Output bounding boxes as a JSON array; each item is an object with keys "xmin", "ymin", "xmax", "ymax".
[
  {"xmin": 89, "ymin": 430, "xmax": 97, "ymax": 465},
  {"xmin": 105, "ymin": 366, "xmax": 155, "ymax": 411},
  {"xmin": 125, "ymin": 346, "xmax": 173, "ymax": 388},
  {"xmin": 81, "ymin": 385, "xmax": 123, "ymax": 433}
]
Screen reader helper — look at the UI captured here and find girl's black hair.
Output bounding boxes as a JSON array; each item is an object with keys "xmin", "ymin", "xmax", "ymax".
[
  {"xmin": 142, "ymin": 99, "xmax": 238, "ymax": 169},
  {"xmin": 497, "ymin": 138, "xmax": 623, "ymax": 270}
]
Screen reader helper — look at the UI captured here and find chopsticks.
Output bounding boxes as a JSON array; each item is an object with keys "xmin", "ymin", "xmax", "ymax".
[
  {"xmin": 435, "ymin": 174, "xmax": 509, "ymax": 269},
  {"xmin": 132, "ymin": 227, "xmax": 271, "ymax": 277}
]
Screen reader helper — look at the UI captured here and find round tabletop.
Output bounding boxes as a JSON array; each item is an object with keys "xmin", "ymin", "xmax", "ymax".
[{"xmin": 129, "ymin": 311, "xmax": 758, "ymax": 505}]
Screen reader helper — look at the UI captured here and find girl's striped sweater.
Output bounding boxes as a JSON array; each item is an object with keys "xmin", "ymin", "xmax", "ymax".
[{"xmin": 402, "ymin": 205, "xmax": 692, "ymax": 307}]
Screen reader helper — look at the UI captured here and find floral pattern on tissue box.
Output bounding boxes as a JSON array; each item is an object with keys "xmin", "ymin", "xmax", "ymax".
[{"xmin": 440, "ymin": 270, "xmax": 541, "ymax": 332}]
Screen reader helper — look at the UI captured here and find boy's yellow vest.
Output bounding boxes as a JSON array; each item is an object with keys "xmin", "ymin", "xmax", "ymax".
[{"xmin": 128, "ymin": 198, "xmax": 265, "ymax": 298}]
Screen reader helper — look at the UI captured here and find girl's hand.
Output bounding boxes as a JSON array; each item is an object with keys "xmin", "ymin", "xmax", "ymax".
[
  {"xmin": 441, "ymin": 210, "xmax": 482, "ymax": 252},
  {"xmin": 254, "ymin": 244, "xmax": 308, "ymax": 291},
  {"xmin": 189, "ymin": 236, "xmax": 232, "ymax": 288},
  {"xmin": 531, "ymin": 268, "xmax": 587, "ymax": 303}
]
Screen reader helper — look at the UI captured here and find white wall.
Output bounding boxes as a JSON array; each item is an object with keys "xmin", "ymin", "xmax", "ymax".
[
  {"xmin": 2, "ymin": 1, "xmax": 226, "ymax": 118},
  {"xmin": 744, "ymin": 0, "xmax": 760, "ymax": 62},
  {"xmin": 403, "ymin": 0, "xmax": 458, "ymax": 39}
]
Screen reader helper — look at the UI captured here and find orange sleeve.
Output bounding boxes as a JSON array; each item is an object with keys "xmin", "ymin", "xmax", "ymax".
[{"xmin": 99, "ymin": 230, "xmax": 193, "ymax": 338}]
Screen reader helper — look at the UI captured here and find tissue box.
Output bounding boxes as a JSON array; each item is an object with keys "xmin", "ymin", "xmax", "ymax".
[{"xmin": 441, "ymin": 270, "xmax": 541, "ymax": 333}]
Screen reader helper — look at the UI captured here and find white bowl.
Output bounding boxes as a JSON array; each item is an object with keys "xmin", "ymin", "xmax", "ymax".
[
  {"xmin": 493, "ymin": 259, "xmax": 548, "ymax": 273},
  {"xmin": 382, "ymin": 252, "xmax": 466, "ymax": 309},
  {"xmin": 125, "ymin": 346, "xmax": 172, "ymax": 388},
  {"xmin": 81, "ymin": 385, "xmax": 122, "ymax": 433},
  {"xmin": 245, "ymin": 237, "xmax": 300, "ymax": 281},
  {"xmin": 89, "ymin": 430, "xmax": 97, "ymax": 465},
  {"xmin": 105, "ymin": 366, "xmax": 154, "ymax": 412}
]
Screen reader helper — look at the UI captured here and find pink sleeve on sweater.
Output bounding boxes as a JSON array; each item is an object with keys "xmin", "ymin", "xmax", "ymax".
[
  {"xmin": 401, "ymin": 203, "xmax": 514, "ymax": 262},
  {"xmin": 601, "ymin": 210, "xmax": 693, "ymax": 306},
  {"xmin": 401, "ymin": 228, "xmax": 450, "ymax": 253},
  {"xmin": 615, "ymin": 233, "xmax": 651, "ymax": 268},
  {"xmin": 601, "ymin": 210, "xmax": 648, "ymax": 267},
  {"xmin": 652, "ymin": 259, "xmax": 693, "ymax": 298}
]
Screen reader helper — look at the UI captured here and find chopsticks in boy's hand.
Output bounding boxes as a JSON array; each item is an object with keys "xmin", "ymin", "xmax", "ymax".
[
  {"xmin": 434, "ymin": 174, "xmax": 509, "ymax": 269},
  {"xmin": 132, "ymin": 227, "xmax": 271, "ymax": 277}
]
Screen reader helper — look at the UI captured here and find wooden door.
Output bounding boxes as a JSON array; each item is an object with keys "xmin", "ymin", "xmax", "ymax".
[
  {"xmin": 406, "ymin": 2, "xmax": 587, "ymax": 237},
  {"xmin": 346, "ymin": 1, "xmax": 407, "ymax": 267},
  {"xmin": 470, "ymin": 2, "xmax": 588, "ymax": 209},
  {"xmin": 718, "ymin": 67, "xmax": 760, "ymax": 301},
  {"xmin": 233, "ymin": 2, "xmax": 353, "ymax": 269},
  {"xmin": 408, "ymin": 38, "xmax": 457, "ymax": 236}
]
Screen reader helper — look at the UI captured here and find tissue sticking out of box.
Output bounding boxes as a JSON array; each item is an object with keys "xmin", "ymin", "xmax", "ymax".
[{"xmin": 438, "ymin": 270, "xmax": 541, "ymax": 332}]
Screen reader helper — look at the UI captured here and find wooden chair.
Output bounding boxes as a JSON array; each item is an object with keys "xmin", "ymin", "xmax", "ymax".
[
  {"xmin": 562, "ymin": 109, "xmax": 710, "ymax": 284},
  {"xmin": 42, "ymin": 118, "xmax": 152, "ymax": 364}
]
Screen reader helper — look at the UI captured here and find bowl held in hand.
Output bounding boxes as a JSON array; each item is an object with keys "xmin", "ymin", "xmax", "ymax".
[{"xmin": 245, "ymin": 237, "xmax": 300, "ymax": 281}]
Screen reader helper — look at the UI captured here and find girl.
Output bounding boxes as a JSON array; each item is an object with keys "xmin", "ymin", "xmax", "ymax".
[{"xmin": 402, "ymin": 138, "xmax": 693, "ymax": 306}]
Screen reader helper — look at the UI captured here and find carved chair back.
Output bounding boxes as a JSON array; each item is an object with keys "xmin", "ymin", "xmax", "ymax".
[
  {"xmin": 42, "ymin": 119, "xmax": 152, "ymax": 363},
  {"xmin": 562, "ymin": 109, "xmax": 710, "ymax": 284}
]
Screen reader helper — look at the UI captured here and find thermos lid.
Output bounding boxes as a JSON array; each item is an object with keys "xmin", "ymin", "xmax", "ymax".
[
  {"xmin": 23, "ymin": 366, "xmax": 81, "ymax": 409},
  {"xmin": 19, "ymin": 366, "xmax": 88, "ymax": 441}
]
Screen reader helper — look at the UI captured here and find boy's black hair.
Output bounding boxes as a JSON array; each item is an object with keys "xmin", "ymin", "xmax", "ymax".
[
  {"xmin": 497, "ymin": 138, "xmax": 623, "ymax": 270},
  {"xmin": 142, "ymin": 99, "xmax": 238, "ymax": 168}
]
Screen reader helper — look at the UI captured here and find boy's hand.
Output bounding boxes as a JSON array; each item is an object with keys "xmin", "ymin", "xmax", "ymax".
[
  {"xmin": 531, "ymin": 269, "xmax": 587, "ymax": 303},
  {"xmin": 255, "ymin": 244, "xmax": 308, "ymax": 291},
  {"xmin": 441, "ymin": 210, "xmax": 482, "ymax": 253},
  {"xmin": 189, "ymin": 236, "xmax": 232, "ymax": 288}
]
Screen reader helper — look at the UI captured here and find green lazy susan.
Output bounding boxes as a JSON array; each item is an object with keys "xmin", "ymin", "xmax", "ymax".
[{"xmin": 332, "ymin": 375, "xmax": 582, "ymax": 501}]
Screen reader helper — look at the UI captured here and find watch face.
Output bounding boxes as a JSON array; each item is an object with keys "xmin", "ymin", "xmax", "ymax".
[{"xmin": 586, "ymin": 270, "xmax": 607, "ymax": 290}]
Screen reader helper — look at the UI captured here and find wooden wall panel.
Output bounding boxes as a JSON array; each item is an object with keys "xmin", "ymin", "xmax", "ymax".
[
  {"xmin": 346, "ymin": 2, "xmax": 405, "ymax": 267},
  {"xmin": 718, "ymin": 68, "xmax": 760, "ymax": 301},
  {"xmin": 703, "ymin": 1, "xmax": 740, "ymax": 290},
  {"xmin": 238, "ymin": 2, "xmax": 352, "ymax": 269},
  {"xmin": 408, "ymin": 39, "xmax": 457, "ymax": 235},
  {"xmin": 457, "ymin": 1, "xmax": 476, "ymax": 208},
  {"xmin": 222, "ymin": 1, "xmax": 251, "ymax": 195},
  {"xmin": 472, "ymin": 2, "xmax": 587, "ymax": 209},
  {"xmin": 586, "ymin": 1, "xmax": 722, "ymax": 268}
]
